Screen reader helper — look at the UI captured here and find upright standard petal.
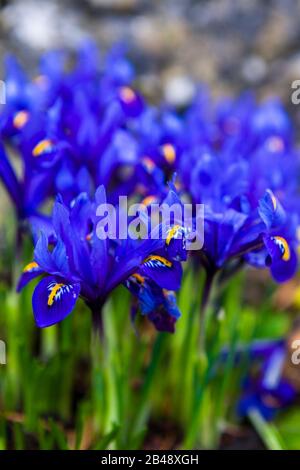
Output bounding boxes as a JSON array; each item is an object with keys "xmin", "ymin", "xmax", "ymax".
[{"xmin": 258, "ymin": 189, "xmax": 286, "ymax": 229}]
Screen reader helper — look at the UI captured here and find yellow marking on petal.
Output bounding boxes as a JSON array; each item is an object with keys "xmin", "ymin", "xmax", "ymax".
[
  {"xmin": 162, "ymin": 288, "xmax": 173, "ymax": 297},
  {"xmin": 141, "ymin": 195, "xmax": 157, "ymax": 207},
  {"xmin": 13, "ymin": 110, "xmax": 29, "ymax": 129},
  {"xmin": 274, "ymin": 236, "xmax": 291, "ymax": 262},
  {"xmin": 86, "ymin": 233, "xmax": 92, "ymax": 241},
  {"xmin": 32, "ymin": 139, "xmax": 54, "ymax": 157},
  {"xmin": 119, "ymin": 86, "xmax": 136, "ymax": 103},
  {"xmin": 142, "ymin": 157, "xmax": 155, "ymax": 173},
  {"xmin": 144, "ymin": 255, "xmax": 172, "ymax": 268},
  {"xmin": 132, "ymin": 273, "xmax": 145, "ymax": 284},
  {"xmin": 161, "ymin": 143, "xmax": 176, "ymax": 164},
  {"xmin": 267, "ymin": 136, "xmax": 284, "ymax": 153},
  {"xmin": 174, "ymin": 180, "xmax": 182, "ymax": 191},
  {"xmin": 48, "ymin": 283, "xmax": 64, "ymax": 307},
  {"xmin": 34, "ymin": 74, "xmax": 48, "ymax": 87},
  {"xmin": 269, "ymin": 192, "xmax": 277, "ymax": 211},
  {"xmin": 166, "ymin": 224, "xmax": 181, "ymax": 245},
  {"xmin": 23, "ymin": 261, "xmax": 39, "ymax": 273},
  {"xmin": 293, "ymin": 287, "xmax": 300, "ymax": 309}
]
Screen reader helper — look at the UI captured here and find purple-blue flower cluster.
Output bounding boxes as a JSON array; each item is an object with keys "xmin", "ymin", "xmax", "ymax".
[
  {"xmin": 0, "ymin": 41, "xmax": 144, "ymax": 218},
  {"xmin": 0, "ymin": 42, "xmax": 299, "ymax": 332},
  {"xmin": 179, "ymin": 93, "xmax": 300, "ymax": 283},
  {"xmin": 16, "ymin": 184, "xmax": 186, "ymax": 332}
]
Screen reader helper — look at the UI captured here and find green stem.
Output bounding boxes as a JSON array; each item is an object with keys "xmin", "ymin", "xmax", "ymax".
[
  {"xmin": 199, "ymin": 271, "xmax": 214, "ymax": 356},
  {"xmin": 248, "ymin": 408, "xmax": 285, "ymax": 450},
  {"xmin": 130, "ymin": 333, "xmax": 167, "ymax": 448}
]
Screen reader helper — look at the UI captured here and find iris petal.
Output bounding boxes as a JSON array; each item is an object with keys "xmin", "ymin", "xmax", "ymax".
[
  {"xmin": 32, "ymin": 275, "xmax": 80, "ymax": 327},
  {"xmin": 17, "ymin": 262, "xmax": 43, "ymax": 292},
  {"xmin": 140, "ymin": 256, "xmax": 182, "ymax": 291},
  {"xmin": 264, "ymin": 235, "xmax": 298, "ymax": 283},
  {"xmin": 118, "ymin": 86, "xmax": 144, "ymax": 117},
  {"xmin": 258, "ymin": 189, "xmax": 286, "ymax": 229}
]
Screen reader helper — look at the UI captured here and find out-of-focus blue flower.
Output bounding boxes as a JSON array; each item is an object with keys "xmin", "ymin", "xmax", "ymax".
[
  {"xmin": 175, "ymin": 92, "xmax": 300, "ymax": 283},
  {"xmin": 237, "ymin": 339, "xmax": 296, "ymax": 420},
  {"xmin": 108, "ymin": 106, "xmax": 185, "ymax": 205},
  {"xmin": 0, "ymin": 141, "xmax": 54, "ymax": 219},
  {"xmin": 17, "ymin": 184, "xmax": 188, "ymax": 332},
  {"xmin": 0, "ymin": 41, "xmax": 146, "ymax": 218}
]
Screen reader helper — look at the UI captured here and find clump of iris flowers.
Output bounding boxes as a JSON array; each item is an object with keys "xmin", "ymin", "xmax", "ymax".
[
  {"xmin": 1, "ymin": 40, "xmax": 300, "ymax": 454},
  {"xmin": 0, "ymin": 41, "xmax": 144, "ymax": 222},
  {"xmin": 0, "ymin": 43, "xmax": 299, "ymax": 337},
  {"xmin": 131, "ymin": 92, "xmax": 300, "ymax": 316},
  {"xmin": 17, "ymin": 184, "xmax": 187, "ymax": 333},
  {"xmin": 179, "ymin": 93, "xmax": 299, "ymax": 286}
]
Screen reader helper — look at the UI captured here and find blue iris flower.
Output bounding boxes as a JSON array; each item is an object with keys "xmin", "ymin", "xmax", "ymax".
[
  {"xmin": 236, "ymin": 339, "xmax": 296, "ymax": 421},
  {"xmin": 17, "ymin": 184, "xmax": 187, "ymax": 333}
]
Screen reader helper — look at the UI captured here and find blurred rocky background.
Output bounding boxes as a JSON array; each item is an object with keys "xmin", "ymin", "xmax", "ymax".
[{"xmin": 1, "ymin": 0, "xmax": 300, "ymax": 115}]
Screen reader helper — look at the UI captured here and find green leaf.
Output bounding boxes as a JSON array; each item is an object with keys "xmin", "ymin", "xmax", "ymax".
[{"xmin": 93, "ymin": 424, "xmax": 120, "ymax": 450}]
